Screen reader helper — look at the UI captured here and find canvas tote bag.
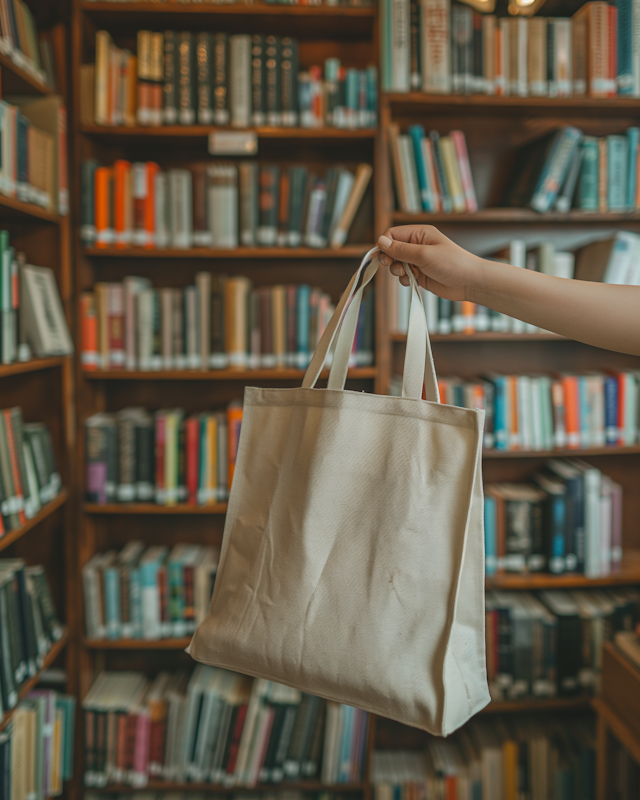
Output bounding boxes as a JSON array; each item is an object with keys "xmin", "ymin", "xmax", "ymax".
[{"xmin": 189, "ymin": 246, "xmax": 490, "ymax": 735}]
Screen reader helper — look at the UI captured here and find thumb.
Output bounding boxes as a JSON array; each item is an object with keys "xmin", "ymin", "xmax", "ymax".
[{"xmin": 377, "ymin": 234, "xmax": 430, "ymax": 269}]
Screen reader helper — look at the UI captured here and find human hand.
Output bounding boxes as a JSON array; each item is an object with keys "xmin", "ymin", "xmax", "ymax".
[{"xmin": 377, "ymin": 225, "xmax": 483, "ymax": 302}]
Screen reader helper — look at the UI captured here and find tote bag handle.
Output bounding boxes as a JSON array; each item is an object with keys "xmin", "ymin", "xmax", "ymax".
[{"xmin": 302, "ymin": 246, "xmax": 440, "ymax": 403}]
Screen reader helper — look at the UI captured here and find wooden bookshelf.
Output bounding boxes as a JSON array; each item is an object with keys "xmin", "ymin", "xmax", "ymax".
[
  {"xmin": 83, "ymin": 245, "xmax": 370, "ymax": 259},
  {"xmin": 391, "ymin": 332, "xmax": 565, "ymax": 342},
  {"xmin": 84, "ymin": 367, "xmax": 377, "ymax": 380},
  {"xmin": 386, "ymin": 92, "xmax": 640, "ymax": 114},
  {"xmin": 90, "ymin": 782, "xmax": 366, "ymax": 793},
  {"xmin": 85, "ymin": 637, "xmax": 192, "ymax": 650},
  {"xmin": 0, "ymin": 50, "xmax": 53, "ymax": 96},
  {"xmin": 0, "ymin": 356, "xmax": 69, "ymax": 378},
  {"xmin": 481, "ymin": 696, "xmax": 591, "ymax": 714},
  {"xmin": 84, "ymin": 502, "xmax": 228, "ymax": 514},
  {"xmin": 0, "ymin": 192, "xmax": 64, "ymax": 223},
  {"xmin": 81, "ymin": 124, "xmax": 376, "ymax": 140},
  {"xmin": 0, "ymin": 491, "xmax": 69, "ymax": 554},
  {"xmin": 486, "ymin": 551, "xmax": 640, "ymax": 589},
  {"xmin": 392, "ymin": 209, "xmax": 640, "ymax": 224}
]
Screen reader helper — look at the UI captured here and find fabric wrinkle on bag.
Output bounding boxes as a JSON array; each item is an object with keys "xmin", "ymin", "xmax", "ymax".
[{"xmin": 188, "ymin": 245, "xmax": 491, "ymax": 735}]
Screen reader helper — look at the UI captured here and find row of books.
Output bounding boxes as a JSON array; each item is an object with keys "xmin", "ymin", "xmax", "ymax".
[
  {"xmin": 508, "ymin": 126, "xmax": 640, "ymax": 214},
  {"xmin": 0, "ymin": 407, "xmax": 61, "ymax": 535},
  {"xmin": 0, "ymin": 558, "xmax": 64, "ymax": 717},
  {"xmin": 83, "ymin": 668, "xmax": 369, "ymax": 788},
  {"xmin": 388, "ymin": 232, "xmax": 640, "ymax": 336},
  {"xmin": 0, "ymin": 233, "xmax": 74, "ymax": 365},
  {"xmin": 389, "ymin": 125, "xmax": 477, "ymax": 214},
  {"xmin": 84, "ymin": 0, "xmax": 374, "ymax": 5},
  {"xmin": 485, "ymin": 588, "xmax": 639, "ymax": 702},
  {"xmin": 80, "ymin": 160, "xmax": 372, "ymax": 251},
  {"xmin": 85, "ymin": 404, "xmax": 243, "ymax": 506},
  {"xmin": 0, "ymin": 96, "xmax": 68, "ymax": 215},
  {"xmin": 2, "ymin": 689, "xmax": 75, "ymax": 800},
  {"xmin": 0, "ymin": 0, "xmax": 58, "ymax": 88},
  {"xmin": 392, "ymin": 371, "xmax": 640, "ymax": 453},
  {"xmin": 80, "ymin": 278, "xmax": 374, "ymax": 373},
  {"xmin": 383, "ymin": 0, "xmax": 640, "ymax": 99},
  {"xmin": 91, "ymin": 31, "xmax": 377, "ymax": 130},
  {"xmin": 372, "ymin": 716, "xmax": 594, "ymax": 800},
  {"xmin": 82, "ymin": 542, "xmax": 220, "ymax": 641},
  {"xmin": 485, "ymin": 461, "xmax": 622, "ymax": 579}
]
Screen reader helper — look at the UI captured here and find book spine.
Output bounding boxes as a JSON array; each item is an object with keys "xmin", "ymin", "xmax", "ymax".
[
  {"xmin": 421, "ymin": 0, "xmax": 451, "ymax": 94},
  {"xmin": 163, "ymin": 30, "xmax": 177, "ymax": 124},
  {"xmin": 177, "ymin": 32, "xmax": 195, "ymax": 126},
  {"xmin": 213, "ymin": 33, "xmax": 229, "ymax": 126},
  {"xmin": 196, "ymin": 32, "xmax": 213, "ymax": 125},
  {"xmin": 280, "ymin": 37, "xmax": 298, "ymax": 127},
  {"xmin": 554, "ymin": 19, "xmax": 572, "ymax": 97},
  {"xmin": 265, "ymin": 35, "xmax": 281, "ymax": 126},
  {"xmin": 230, "ymin": 35, "xmax": 251, "ymax": 128},
  {"xmin": 251, "ymin": 35, "xmax": 265, "ymax": 127},
  {"xmin": 587, "ymin": 3, "xmax": 609, "ymax": 96}
]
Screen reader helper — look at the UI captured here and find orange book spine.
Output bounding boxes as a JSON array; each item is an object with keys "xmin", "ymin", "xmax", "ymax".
[
  {"xmin": 509, "ymin": 375, "xmax": 519, "ymax": 450},
  {"xmin": 562, "ymin": 376, "xmax": 580, "ymax": 448},
  {"xmin": 113, "ymin": 160, "xmax": 131, "ymax": 248},
  {"xmin": 144, "ymin": 161, "xmax": 158, "ymax": 249},
  {"xmin": 608, "ymin": 6, "xmax": 617, "ymax": 97},
  {"xmin": 227, "ymin": 401, "xmax": 243, "ymax": 490},
  {"xmin": 81, "ymin": 292, "xmax": 98, "ymax": 371},
  {"xmin": 94, "ymin": 167, "xmax": 113, "ymax": 248},
  {"xmin": 462, "ymin": 301, "xmax": 475, "ymax": 334}
]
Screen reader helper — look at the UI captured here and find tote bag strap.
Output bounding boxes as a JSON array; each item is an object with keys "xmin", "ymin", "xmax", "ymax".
[{"xmin": 302, "ymin": 246, "xmax": 440, "ymax": 403}]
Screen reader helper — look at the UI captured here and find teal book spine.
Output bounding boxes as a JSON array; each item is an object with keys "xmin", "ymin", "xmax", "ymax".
[
  {"xmin": 197, "ymin": 416, "xmax": 207, "ymax": 506},
  {"xmin": 129, "ymin": 566, "xmax": 142, "ymax": 638},
  {"xmin": 168, "ymin": 558, "xmax": 186, "ymax": 637},
  {"xmin": 103, "ymin": 566, "xmax": 121, "ymax": 640},
  {"xmin": 607, "ymin": 135, "xmax": 628, "ymax": 210},
  {"xmin": 627, "ymin": 127, "xmax": 639, "ymax": 209},
  {"xmin": 408, "ymin": 124, "xmax": 433, "ymax": 211},
  {"xmin": 531, "ymin": 127, "xmax": 582, "ymax": 212},
  {"xmin": 484, "ymin": 496, "xmax": 497, "ymax": 576},
  {"xmin": 366, "ymin": 66, "xmax": 377, "ymax": 127},
  {"xmin": 56, "ymin": 695, "xmax": 76, "ymax": 780},
  {"xmin": 578, "ymin": 136, "xmax": 599, "ymax": 211},
  {"xmin": 296, "ymin": 284, "xmax": 310, "ymax": 369},
  {"xmin": 338, "ymin": 704, "xmax": 354, "ymax": 783},
  {"xmin": 617, "ymin": 0, "xmax": 633, "ymax": 94}
]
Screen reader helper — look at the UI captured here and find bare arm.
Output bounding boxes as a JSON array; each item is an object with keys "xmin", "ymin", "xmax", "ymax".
[{"xmin": 378, "ymin": 226, "xmax": 640, "ymax": 357}]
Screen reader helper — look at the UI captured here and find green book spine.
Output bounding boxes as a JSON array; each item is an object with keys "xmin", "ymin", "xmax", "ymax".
[
  {"xmin": 578, "ymin": 137, "xmax": 599, "ymax": 211},
  {"xmin": 607, "ymin": 135, "xmax": 628, "ymax": 211}
]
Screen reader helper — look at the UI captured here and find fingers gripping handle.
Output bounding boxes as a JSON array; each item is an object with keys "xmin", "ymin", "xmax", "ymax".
[{"xmin": 301, "ymin": 246, "xmax": 440, "ymax": 403}]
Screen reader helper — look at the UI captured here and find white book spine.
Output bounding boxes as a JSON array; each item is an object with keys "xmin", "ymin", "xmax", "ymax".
[
  {"xmin": 516, "ymin": 18, "xmax": 528, "ymax": 97},
  {"xmin": 230, "ymin": 35, "xmax": 252, "ymax": 128},
  {"xmin": 554, "ymin": 20, "xmax": 573, "ymax": 97},
  {"xmin": 421, "ymin": 0, "xmax": 451, "ymax": 93}
]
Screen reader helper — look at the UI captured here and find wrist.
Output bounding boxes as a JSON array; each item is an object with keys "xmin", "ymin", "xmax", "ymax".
[{"xmin": 465, "ymin": 254, "xmax": 489, "ymax": 304}]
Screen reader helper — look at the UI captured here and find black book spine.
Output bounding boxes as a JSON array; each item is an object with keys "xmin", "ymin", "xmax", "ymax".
[
  {"xmin": 135, "ymin": 423, "xmax": 154, "ymax": 502},
  {"xmin": 473, "ymin": 12, "xmax": 483, "ymax": 93},
  {"xmin": 265, "ymin": 35, "xmax": 281, "ymax": 126},
  {"xmin": 410, "ymin": 0, "xmax": 421, "ymax": 90},
  {"xmin": 528, "ymin": 500, "xmax": 545, "ymax": 572},
  {"xmin": 437, "ymin": 297, "xmax": 452, "ymax": 334},
  {"xmin": 280, "ymin": 37, "xmax": 298, "ymax": 127},
  {"xmin": 260, "ymin": 704, "xmax": 285, "ymax": 781},
  {"xmin": 546, "ymin": 21, "xmax": 555, "ymax": 95},
  {"xmin": 497, "ymin": 606, "xmax": 513, "ymax": 681},
  {"xmin": 32, "ymin": 569, "xmax": 63, "ymax": 641},
  {"xmin": 177, "ymin": 418, "xmax": 186, "ymax": 502},
  {"xmin": 0, "ymin": 581, "xmax": 15, "ymax": 710},
  {"xmin": 178, "ymin": 31, "xmax": 195, "ymax": 125},
  {"xmin": 567, "ymin": 476, "xmax": 582, "ymax": 572},
  {"xmin": 556, "ymin": 614, "xmax": 582, "ymax": 696},
  {"xmin": 4, "ymin": 579, "xmax": 23, "ymax": 687},
  {"xmin": 104, "ymin": 423, "xmax": 118, "ymax": 503},
  {"xmin": 251, "ymin": 35, "xmax": 265, "ymax": 126},
  {"xmin": 301, "ymin": 699, "xmax": 325, "ymax": 778},
  {"xmin": 196, "ymin": 32, "xmax": 213, "ymax": 125},
  {"xmin": 13, "ymin": 566, "xmax": 36, "ymax": 677},
  {"xmin": 163, "ymin": 30, "xmax": 178, "ymax": 124},
  {"xmin": 271, "ymin": 704, "xmax": 298, "ymax": 782},
  {"xmin": 213, "ymin": 32, "xmax": 229, "ymax": 125}
]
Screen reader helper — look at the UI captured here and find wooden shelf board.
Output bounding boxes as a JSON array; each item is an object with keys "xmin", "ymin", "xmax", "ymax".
[
  {"xmin": 486, "ymin": 551, "xmax": 640, "ymax": 589},
  {"xmin": 81, "ymin": 124, "xmax": 375, "ymax": 140},
  {"xmin": 80, "ymin": 1, "xmax": 375, "ymax": 17},
  {"xmin": 0, "ymin": 356, "xmax": 68, "ymax": 378},
  {"xmin": 385, "ymin": 92, "xmax": 640, "ymax": 112},
  {"xmin": 85, "ymin": 637, "xmax": 192, "ymax": 650},
  {"xmin": 0, "ymin": 51, "xmax": 52, "ymax": 96},
  {"xmin": 391, "ymin": 332, "xmax": 565, "ymax": 342},
  {"xmin": 483, "ymin": 444, "xmax": 640, "ymax": 459},
  {"xmin": 83, "ymin": 245, "xmax": 370, "ymax": 259},
  {"xmin": 392, "ymin": 210, "xmax": 640, "ymax": 224},
  {"xmin": 92, "ymin": 782, "xmax": 364, "ymax": 793},
  {"xmin": 84, "ymin": 502, "xmax": 228, "ymax": 515},
  {"xmin": 84, "ymin": 367, "xmax": 377, "ymax": 380},
  {"xmin": 0, "ymin": 491, "xmax": 69, "ymax": 553},
  {"xmin": 592, "ymin": 697, "xmax": 640, "ymax": 766},
  {"xmin": 0, "ymin": 193, "xmax": 63, "ymax": 224},
  {"xmin": 0, "ymin": 630, "xmax": 69, "ymax": 733},
  {"xmin": 480, "ymin": 696, "xmax": 591, "ymax": 714}
]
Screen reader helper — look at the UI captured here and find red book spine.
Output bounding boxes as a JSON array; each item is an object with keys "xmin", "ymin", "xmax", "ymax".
[
  {"xmin": 185, "ymin": 416, "xmax": 199, "ymax": 505},
  {"xmin": 225, "ymin": 704, "xmax": 248, "ymax": 776},
  {"xmin": 148, "ymin": 719, "xmax": 167, "ymax": 777}
]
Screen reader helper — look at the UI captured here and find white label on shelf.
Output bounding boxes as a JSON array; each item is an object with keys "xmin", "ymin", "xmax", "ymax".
[{"xmin": 208, "ymin": 130, "xmax": 258, "ymax": 156}]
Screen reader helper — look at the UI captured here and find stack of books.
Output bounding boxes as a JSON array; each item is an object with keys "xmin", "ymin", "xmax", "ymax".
[
  {"xmin": 82, "ymin": 669, "xmax": 369, "ymax": 788},
  {"xmin": 85, "ymin": 403, "xmax": 243, "ymax": 506},
  {"xmin": 0, "ymin": 96, "xmax": 68, "ymax": 214},
  {"xmin": 506, "ymin": 126, "xmax": 640, "ymax": 213},
  {"xmin": 82, "ymin": 542, "xmax": 220, "ymax": 641},
  {"xmin": 0, "ymin": 558, "xmax": 65, "ymax": 713},
  {"xmin": 388, "ymin": 125, "xmax": 476, "ymax": 214},
  {"xmin": 485, "ymin": 460, "xmax": 624, "ymax": 578},
  {"xmin": 392, "ymin": 371, "xmax": 640, "ymax": 453},
  {"xmin": 2, "ymin": 689, "xmax": 75, "ymax": 798},
  {"xmin": 0, "ymin": 0, "xmax": 58, "ymax": 87},
  {"xmin": 80, "ymin": 278, "xmax": 374, "ymax": 373},
  {"xmin": 88, "ymin": 31, "xmax": 377, "ymax": 130},
  {"xmin": 0, "ymin": 407, "xmax": 61, "ymax": 535},
  {"xmin": 485, "ymin": 589, "xmax": 639, "ymax": 701},
  {"xmin": 382, "ymin": 0, "xmax": 640, "ymax": 99},
  {"xmin": 80, "ymin": 160, "xmax": 372, "ymax": 251},
  {"xmin": 372, "ymin": 715, "xmax": 594, "ymax": 798}
]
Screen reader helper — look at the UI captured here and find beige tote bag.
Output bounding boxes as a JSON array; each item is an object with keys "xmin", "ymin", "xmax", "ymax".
[{"xmin": 189, "ymin": 246, "xmax": 490, "ymax": 735}]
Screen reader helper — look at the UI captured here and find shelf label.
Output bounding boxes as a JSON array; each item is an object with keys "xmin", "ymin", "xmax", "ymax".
[{"xmin": 208, "ymin": 130, "xmax": 258, "ymax": 156}]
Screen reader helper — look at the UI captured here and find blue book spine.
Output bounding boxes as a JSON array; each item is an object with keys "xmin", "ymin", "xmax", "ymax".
[
  {"xmin": 197, "ymin": 417, "xmax": 207, "ymax": 505},
  {"xmin": 168, "ymin": 559, "xmax": 186, "ymax": 636},
  {"xmin": 296, "ymin": 284, "xmax": 311, "ymax": 369},
  {"xmin": 567, "ymin": 476, "xmax": 585, "ymax": 573},
  {"xmin": 618, "ymin": 0, "xmax": 634, "ymax": 95},
  {"xmin": 103, "ymin": 567, "xmax": 121, "ymax": 640},
  {"xmin": 484, "ymin": 496, "xmax": 497, "ymax": 576},
  {"xmin": 579, "ymin": 137, "xmax": 599, "ymax": 211},
  {"xmin": 129, "ymin": 567, "xmax": 142, "ymax": 638},
  {"xmin": 408, "ymin": 124, "xmax": 432, "ymax": 211},
  {"xmin": 493, "ymin": 378, "xmax": 507, "ymax": 451},
  {"xmin": 627, "ymin": 127, "xmax": 639, "ymax": 209},
  {"xmin": 607, "ymin": 136, "xmax": 629, "ymax": 210},
  {"xmin": 548, "ymin": 496, "xmax": 566, "ymax": 574},
  {"xmin": 578, "ymin": 376, "xmax": 590, "ymax": 448},
  {"xmin": 531, "ymin": 128, "xmax": 582, "ymax": 213},
  {"xmin": 339, "ymin": 704, "xmax": 354, "ymax": 782},
  {"xmin": 604, "ymin": 375, "xmax": 619, "ymax": 445}
]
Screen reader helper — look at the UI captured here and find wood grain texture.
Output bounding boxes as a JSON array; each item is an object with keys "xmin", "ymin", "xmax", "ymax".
[
  {"xmin": 486, "ymin": 551, "xmax": 640, "ymax": 589},
  {"xmin": 0, "ymin": 51, "xmax": 52, "ymax": 96},
  {"xmin": 83, "ymin": 245, "xmax": 370, "ymax": 259}
]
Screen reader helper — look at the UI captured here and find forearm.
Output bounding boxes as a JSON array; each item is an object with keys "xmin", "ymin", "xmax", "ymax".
[{"xmin": 469, "ymin": 258, "xmax": 640, "ymax": 357}]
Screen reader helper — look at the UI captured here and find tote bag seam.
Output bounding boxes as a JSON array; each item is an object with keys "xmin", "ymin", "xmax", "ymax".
[{"xmin": 184, "ymin": 655, "xmax": 444, "ymax": 735}]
